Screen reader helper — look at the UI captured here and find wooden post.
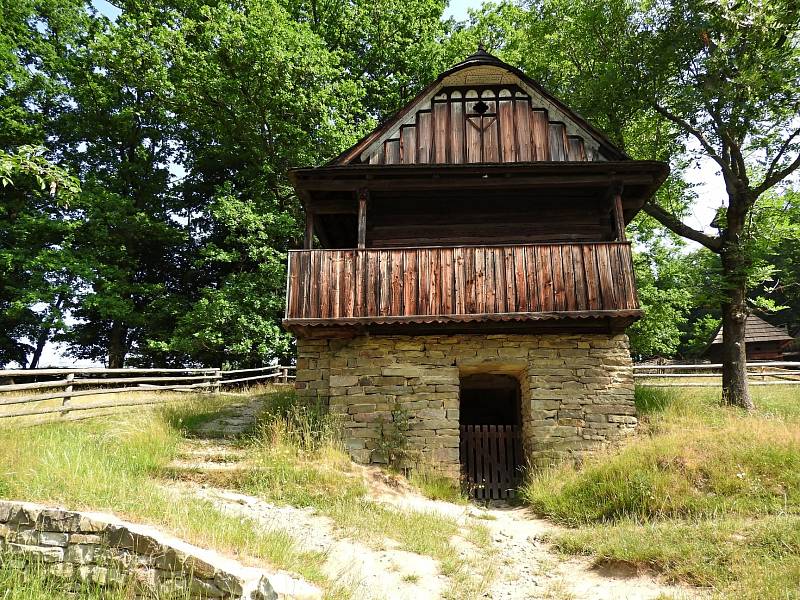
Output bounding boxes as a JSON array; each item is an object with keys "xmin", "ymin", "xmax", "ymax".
[
  {"xmin": 357, "ymin": 188, "xmax": 369, "ymax": 249},
  {"xmin": 612, "ymin": 184, "xmax": 626, "ymax": 241},
  {"xmin": 61, "ymin": 372, "xmax": 74, "ymax": 417},
  {"xmin": 281, "ymin": 367, "xmax": 288, "ymax": 384},
  {"xmin": 212, "ymin": 368, "xmax": 221, "ymax": 393},
  {"xmin": 304, "ymin": 208, "xmax": 314, "ymax": 250}
]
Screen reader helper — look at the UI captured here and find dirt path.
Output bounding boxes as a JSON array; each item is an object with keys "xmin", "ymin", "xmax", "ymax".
[
  {"xmin": 368, "ymin": 478, "xmax": 701, "ymax": 600},
  {"xmin": 167, "ymin": 398, "xmax": 702, "ymax": 600}
]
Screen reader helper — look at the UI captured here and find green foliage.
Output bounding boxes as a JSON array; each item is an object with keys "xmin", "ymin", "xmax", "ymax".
[
  {"xmin": 375, "ymin": 406, "xmax": 412, "ymax": 467},
  {"xmin": 282, "ymin": 0, "xmax": 452, "ymax": 121},
  {"xmin": 628, "ymin": 246, "xmax": 693, "ymax": 358},
  {"xmin": 683, "ymin": 313, "xmax": 721, "ymax": 356},
  {"xmin": 0, "ymin": 146, "xmax": 80, "ymax": 367}
]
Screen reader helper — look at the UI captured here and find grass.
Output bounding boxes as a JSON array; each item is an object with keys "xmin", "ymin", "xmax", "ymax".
[
  {"xmin": 185, "ymin": 390, "xmax": 494, "ymax": 598},
  {"xmin": 0, "ymin": 394, "xmax": 328, "ymax": 589},
  {"xmin": 0, "ymin": 554, "xmax": 198, "ymax": 600},
  {"xmin": 1, "ymin": 388, "xmax": 495, "ymax": 599},
  {"xmin": 521, "ymin": 384, "xmax": 800, "ymax": 599},
  {"xmin": 0, "ymin": 557, "xmax": 126, "ymax": 600},
  {"xmin": 409, "ymin": 466, "xmax": 468, "ymax": 504}
]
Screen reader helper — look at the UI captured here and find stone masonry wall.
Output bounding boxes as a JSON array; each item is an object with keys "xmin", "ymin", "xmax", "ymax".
[
  {"xmin": 0, "ymin": 500, "xmax": 319, "ymax": 599},
  {"xmin": 295, "ymin": 333, "xmax": 637, "ymax": 475}
]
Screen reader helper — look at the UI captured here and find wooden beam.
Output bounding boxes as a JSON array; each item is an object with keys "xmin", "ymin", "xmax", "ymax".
[
  {"xmin": 612, "ymin": 183, "xmax": 626, "ymax": 241},
  {"xmin": 303, "ymin": 208, "xmax": 314, "ymax": 249},
  {"xmin": 296, "ymin": 174, "xmax": 655, "ymax": 192},
  {"xmin": 357, "ymin": 188, "xmax": 369, "ymax": 248}
]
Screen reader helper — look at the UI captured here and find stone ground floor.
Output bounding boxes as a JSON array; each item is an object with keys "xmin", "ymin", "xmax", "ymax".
[{"xmin": 295, "ymin": 332, "xmax": 637, "ymax": 477}]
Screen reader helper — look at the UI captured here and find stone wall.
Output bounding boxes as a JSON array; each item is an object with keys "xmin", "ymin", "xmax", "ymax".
[
  {"xmin": 296, "ymin": 333, "xmax": 636, "ymax": 474},
  {"xmin": 0, "ymin": 500, "xmax": 319, "ymax": 599}
]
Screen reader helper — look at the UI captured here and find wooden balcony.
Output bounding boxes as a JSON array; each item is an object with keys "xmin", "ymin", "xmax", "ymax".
[{"xmin": 284, "ymin": 242, "xmax": 640, "ymax": 330}]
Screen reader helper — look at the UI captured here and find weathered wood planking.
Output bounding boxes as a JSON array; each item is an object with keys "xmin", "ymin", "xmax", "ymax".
[
  {"xmin": 370, "ymin": 86, "xmax": 587, "ymax": 165},
  {"xmin": 460, "ymin": 424, "xmax": 522, "ymax": 500},
  {"xmin": 286, "ymin": 242, "xmax": 638, "ymax": 321}
]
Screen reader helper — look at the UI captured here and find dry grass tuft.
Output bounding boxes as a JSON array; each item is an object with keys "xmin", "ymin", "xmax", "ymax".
[{"xmin": 522, "ymin": 385, "xmax": 800, "ymax": 599}]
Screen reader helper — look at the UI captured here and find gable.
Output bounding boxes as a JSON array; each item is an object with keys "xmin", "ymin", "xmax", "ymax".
[{"xmin": 333, "ymin": 54, "xmax": 626, "ymax": 166}]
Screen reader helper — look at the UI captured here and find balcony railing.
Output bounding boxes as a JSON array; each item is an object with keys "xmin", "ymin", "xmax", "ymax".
[{"xmin": 284, "ymin": 242, "xmax": 639, "ymax": 326}]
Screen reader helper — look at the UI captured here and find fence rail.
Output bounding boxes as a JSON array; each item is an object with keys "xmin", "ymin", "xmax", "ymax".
[
  {"xmin": 634, "ymin": 361, "xmax": 800, "ymax": 387},
  {"xmin": 0, "ymin": 365, "xmax": 295, "ymax": 423}
]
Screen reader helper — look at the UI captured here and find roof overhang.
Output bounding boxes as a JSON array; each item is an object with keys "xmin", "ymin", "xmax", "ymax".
[
  {"xmin": 289, "ymin": 161, "xmax": 670, "ymax": 223},
  {"xmin": 284, "ymin": 309, "xmax": 643, "ymax": 336}
]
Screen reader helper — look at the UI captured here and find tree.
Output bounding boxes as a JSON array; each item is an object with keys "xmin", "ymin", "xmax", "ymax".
[
  {"xmin": 0, "ymin": 0, "xmax": 90, "ymax": 367},
  {"xmin": 282, "ymin": 0, "xmax": 452, "ymax": 121},
  {"xmin": 628, "ymin": 244, "xmax": 693, "ymax": 359},
  {"xmin": 475, "ymin": 0, "xmax": 800, "ymax": 409},
  {"xmin": 765, "ymin": 190, "xmax": 800, "ymax": 332},
  {"xmin": 49, "ymin": 8, "xmax": 187, "ymax": 367},
  {"xmin": 155, "ymin": 0, "xmax": 364, "ymax": 367},
  {"xmin": 0, "ymin": 146, "xmax": 80, "ymax": 367},
  {"xmin": 636, "ymin": 0, "xmax": 800, "ymax": 408}
]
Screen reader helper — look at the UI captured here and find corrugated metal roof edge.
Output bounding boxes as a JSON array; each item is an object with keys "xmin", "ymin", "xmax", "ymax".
[{"xmin": 283, "ymin": 309, "xmax": 642, "ymax": 328}]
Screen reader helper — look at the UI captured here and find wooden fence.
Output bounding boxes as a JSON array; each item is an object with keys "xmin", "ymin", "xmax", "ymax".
[
  {"xmin": 634, "ymin": 361, "xmax": 800, "ymax": 387},
  {"xmin": 0, "ymin": 365, "xmax": 295, "ymax": 423}
]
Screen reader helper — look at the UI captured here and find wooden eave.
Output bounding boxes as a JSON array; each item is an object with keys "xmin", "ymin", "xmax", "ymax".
[
  {"xmin": 329, "ymin": 50, "xmax": 628, "ymax": 165},
  {"xmin": 289, "ymin": 161, "xmax": 669, "ymax": 224}
]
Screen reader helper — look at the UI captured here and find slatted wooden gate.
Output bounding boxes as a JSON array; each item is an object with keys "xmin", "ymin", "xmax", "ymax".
[{"xmin": 460, "ymin": 424, "xmax": 523, "ymax": 500}]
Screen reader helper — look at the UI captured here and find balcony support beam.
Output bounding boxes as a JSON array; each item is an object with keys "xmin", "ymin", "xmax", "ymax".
[
  {"xmin": 357, "ymin": 188, "xmax": 369, "ymax": 248},
  {"xmin": 612, "ymin": 183, "xmax": 626, "ymax": 242},
  {"xmin": 304, "ymin": 208, "xmax": 315, "ymax": 249}
]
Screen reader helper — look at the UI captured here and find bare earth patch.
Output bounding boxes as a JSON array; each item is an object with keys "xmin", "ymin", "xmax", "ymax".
[{"xmin": 366, "ymin": 475, "xmax": 703, "ymax": 600}]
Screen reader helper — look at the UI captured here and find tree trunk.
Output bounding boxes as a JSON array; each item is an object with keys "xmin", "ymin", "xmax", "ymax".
[
  {"xmin": 28, "ymin": 295, "xmax": 65, "ymax": 369},
  {"xmin": 719, "ymin": 250, "xmax": 754, "ymax": 410},
  {"xmin": 108, "ymin": 321, "xmax": 128, "ymax": 368},
  {"xmin": 28, "ymin": 329, "xmax": 50, "ymax": 370}
]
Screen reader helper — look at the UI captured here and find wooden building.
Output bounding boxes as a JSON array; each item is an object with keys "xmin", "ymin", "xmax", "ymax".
[
  {"xmin": 705, "ymin": 314, "xmax": 794, "ymax": 362},
  {"xmin": 284, "ymin": 49, "xmax": 668, "ymax": 498}
]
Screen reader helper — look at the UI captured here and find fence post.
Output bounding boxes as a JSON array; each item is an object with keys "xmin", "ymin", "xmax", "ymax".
[
  {"xmin": 281, "ymin": 367, "xmax": 288, "ymax": 384},
  {"xmin": 61, "ymin": 372, "xmax": 74, "ymax": 418},
  {"xmin": 213, "ymin": 368, "xmax": 221, "ymax": 393}
]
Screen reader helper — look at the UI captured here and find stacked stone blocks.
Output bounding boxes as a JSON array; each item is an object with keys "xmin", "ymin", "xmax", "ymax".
[
  {"xmin": 296, "ymin": 333, "xmax": 637, "ymax": 474},
  {"xmin": 0, "ymin": 500, "xmax": 278, "ymax": 599}
]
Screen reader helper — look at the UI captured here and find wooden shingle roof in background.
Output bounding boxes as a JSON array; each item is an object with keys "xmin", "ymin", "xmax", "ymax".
[{"xmin": 709, "ymin": 314, "xmax": 794, "ymax": 345}]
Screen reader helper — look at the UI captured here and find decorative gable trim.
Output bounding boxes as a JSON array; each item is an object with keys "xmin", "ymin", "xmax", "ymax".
[{"xmin": 330, "ymin": 50, "xmax": 626, "ymax": 166}]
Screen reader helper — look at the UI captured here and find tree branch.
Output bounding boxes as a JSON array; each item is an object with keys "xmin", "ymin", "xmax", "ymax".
[
  {"xmin": 652, "ymin": 102, "xmax": 735, "ymax": 182},
  {"xmin": 704, "ymin": 98, "xmax": 747, "ymax": 183},
  {"xmin": 643, "ymin": 201, "xmax": 723, "ymax": 252},
  {"xmin": 757, "ymin": 127, "xmax": 800, "ymax": 194}
]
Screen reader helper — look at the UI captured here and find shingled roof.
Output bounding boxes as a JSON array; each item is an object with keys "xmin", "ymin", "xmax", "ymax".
[{"xmin": 709, "ymin": 314, "xmax": 794, "ymax": 345}]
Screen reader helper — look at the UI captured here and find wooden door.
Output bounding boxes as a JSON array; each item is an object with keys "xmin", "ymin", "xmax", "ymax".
[{"xmin": 460, "ymin": 424, "xmax": 523, "ymax": 500}]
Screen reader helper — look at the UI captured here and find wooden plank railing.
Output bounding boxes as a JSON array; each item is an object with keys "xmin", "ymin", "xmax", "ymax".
[
  {"xmin": 0, "ymin": 365, "xmax": 296, "ymax": 423},
  {"xmin": 285, "ymin": 242, "xmax": 639, "ymax": 324},
  {"xmin": 634, "ymin": 361, "xmax": 800, "ymax": 387}
]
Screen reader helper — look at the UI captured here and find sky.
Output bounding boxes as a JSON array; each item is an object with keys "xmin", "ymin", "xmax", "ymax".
[
  {"xmin": 36, "ymin": 0, "xmax": 726, "ymax": 367},
  {"xmin": 444, "ymin": 0, "xmax": 476, "ymax": 20}
]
